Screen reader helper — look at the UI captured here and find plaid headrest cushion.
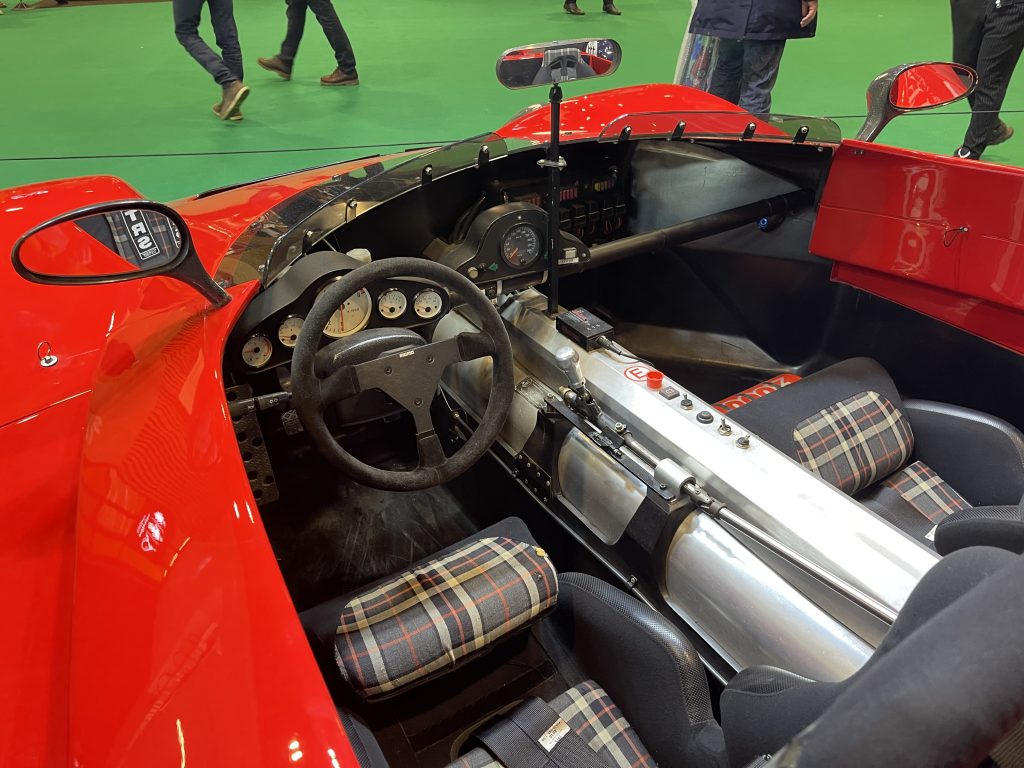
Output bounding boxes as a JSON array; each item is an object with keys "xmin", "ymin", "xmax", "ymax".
[
  {"xmin": 335, "ymin": 537, "xmax": 557, "ymax": 698},
  {"xmin": 793, "ymin": 391, "xmax": 914, "ymax": 496}
]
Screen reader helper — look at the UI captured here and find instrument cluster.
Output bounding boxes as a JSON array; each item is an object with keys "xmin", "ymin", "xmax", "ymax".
[{"xmin": 230, "ymin": 252, "xmax": 451, "ymax": 374}]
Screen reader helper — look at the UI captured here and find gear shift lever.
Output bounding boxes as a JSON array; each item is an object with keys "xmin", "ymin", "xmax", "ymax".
[{"xmin": 555, "ymin": 346, "xmax": 586, "ymax": 392}]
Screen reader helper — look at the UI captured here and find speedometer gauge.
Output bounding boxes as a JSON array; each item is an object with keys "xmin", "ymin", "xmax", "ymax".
[
  {"xmin": 277, "ymin": 316, "xmax": 304, "ymax": 348},
  {"xmin": 501, "ymin": 223, "xmax": 543, "ymax": 268},
  {"xmin": 414, "ymin": 289, "xmax": 444, "ymax": 319},
  {"xmin": 242, "ymin": 334, "xmax": 273, "ymax": 368},
  {"xmin": 377, "ymin": 288, "xmax": 408, "ymax": 319},
  {"xmin": 321, "ymin": 287, "xmax": 372, "ymax": 338}
]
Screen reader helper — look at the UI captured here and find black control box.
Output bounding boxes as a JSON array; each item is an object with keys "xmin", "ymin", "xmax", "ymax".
[{"xmin": 556, "ymin": 308, "xmax": 614, "ymax": 351}]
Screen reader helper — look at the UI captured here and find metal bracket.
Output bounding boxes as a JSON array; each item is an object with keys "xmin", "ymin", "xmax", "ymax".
[{"xmin": 537, "ymin": 157, "xmax": 567, "ymax": 170}]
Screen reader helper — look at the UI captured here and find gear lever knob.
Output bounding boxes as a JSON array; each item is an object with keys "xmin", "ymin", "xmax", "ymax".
[{"xmin": 555, "ymin": 346, "xmax": 586, "ymax": 391}]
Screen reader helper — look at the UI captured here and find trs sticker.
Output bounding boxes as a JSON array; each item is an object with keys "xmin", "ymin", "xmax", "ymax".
[
  {"xmin": 119, "ymin": 209, "xmax": 162, "ymax": 261},
  {"xmin": 623, "ymin": 365, "xmax": 651, "ymax": 382}
]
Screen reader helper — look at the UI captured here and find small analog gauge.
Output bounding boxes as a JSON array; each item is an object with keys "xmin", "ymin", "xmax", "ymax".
[
  {"xmin": 321, "ymin": 287, "xmax": 372, "ymax": 338},
  {"xmin": 377, "ymin": 288, "xmax": 408, "ymax": 319},
  {"xmin": 277, "ymin": 315, "xmax": 304, "ymax": 348},
  {"xmin": 414, "ymin": 288, "xmax": 444, "ymax": 320},
  {"xmin": 501, "ymin": 223, "xmax": 543, "ymax": 268},
  {"xmin": 241, "ymin": 334, "xmax": 273, "ymax": 369}
]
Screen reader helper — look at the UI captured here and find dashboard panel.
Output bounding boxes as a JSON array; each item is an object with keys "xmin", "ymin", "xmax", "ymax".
[{"xmin": 229, "ymin": 250, "xmax": 451, "ymax": 374}]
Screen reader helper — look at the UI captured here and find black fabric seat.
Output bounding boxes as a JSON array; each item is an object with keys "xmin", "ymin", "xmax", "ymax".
[
  {"xmin": 719, "ymin": 546, "xmax": 1023, "ymax": 767},
  {"xmin": 301, "ymin": 517, "xmax": 728, "ymax": 768},
  {"xmin": 729, "ymin": 357, "xmax": 1024, "ymax": 548}
]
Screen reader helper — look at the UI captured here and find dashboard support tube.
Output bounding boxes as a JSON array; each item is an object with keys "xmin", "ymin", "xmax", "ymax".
[{"xmin": 585, "ymin": 189, "xmax": 814, "ymax": 268}]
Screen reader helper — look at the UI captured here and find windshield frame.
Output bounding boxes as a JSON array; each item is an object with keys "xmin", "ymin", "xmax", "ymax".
[{"xmin": 216, "ymin": 114, "xmax": 842, "ymax": 287}]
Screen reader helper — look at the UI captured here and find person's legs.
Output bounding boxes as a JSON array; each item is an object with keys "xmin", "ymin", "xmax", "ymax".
[
  {"xmin": 208, "ymin": 0, "xmax": 243, "ymax": 82},
  {"xmin": 306, "ymin": 0, "xmax": 357, "ymax": 73},
  {"xmin": 961, "ymin": 2, "xmax": 1024, "ymax": 155},
  {"xmin": 280, "ymin": 0, "xmax": 309, "ymax": 66},
  {"xmin": 737, "ymin": 40, "xmax": 786, "ymax": 114},
  {"xmin": 173, "ymin": 0, "xmax": 237, "ymax": 86},
  {"xmin": 708, "ymin": 38, "xmax": 744, "ymax": 106}
]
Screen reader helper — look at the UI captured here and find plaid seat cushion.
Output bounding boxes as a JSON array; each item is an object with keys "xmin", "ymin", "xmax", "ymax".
[
  {"xmin": 448, "ymin": 681, "xmax": 655, "ymax": 768},
  {"xmin": 878, "ymin": 461, "xmax": 970, "ymax": 523},
  {"xmin": 859, "ymin": 461, "xmax": 971, "ymax": 545},
  {"xmin": 335, "ymin": 537, "xmax": 557, "ymax": 698},
  {"xmin": 793, "ymin": 390, "xmax": 914, "ymax": 496}
]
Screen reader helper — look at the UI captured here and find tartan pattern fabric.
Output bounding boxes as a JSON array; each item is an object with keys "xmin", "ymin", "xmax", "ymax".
[
  {"xmin": 447, "ymin": 681, "xmax": 655, "ymax": 768},
  {"xmin": 880, "ymin": 461, "xmax": 970, "ymax": 523},
  {"xmin": 334, "ymin": 537, "xmax": 557, "ymax": 698},
  {"xmin": 793, "ymin": 391, "xmax": 914, "ymax": 496}
]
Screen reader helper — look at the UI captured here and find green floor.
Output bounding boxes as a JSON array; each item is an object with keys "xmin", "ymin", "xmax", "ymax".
[{"xmin": 4, "ymin": 0, "xmax": 1024, "ymax": 201}]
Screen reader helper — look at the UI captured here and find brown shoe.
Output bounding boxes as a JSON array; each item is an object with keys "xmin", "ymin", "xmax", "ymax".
[
  {"xmin": 321, "ymin": 68, "xmax": 359, "ymax": 86},
  {"xmin": 258, "ymin": 55, "xmax": 292, "ymax": 81},
  {"xmin": 213, "ymin": 103, "xmax": 244, "ymax": 121},
  {"xmin": 564, "ymin": 1, "xmax": 584, "ymax": 13},
  {"xmin": 213, "ymin": 81, "xmax": 249, "ymax": 121},
  {"xmin": 603, "ymin": 1, "xmax": 621, "ymax": 13}
]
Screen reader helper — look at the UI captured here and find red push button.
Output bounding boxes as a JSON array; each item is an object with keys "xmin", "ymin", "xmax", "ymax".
[{"xmin": 646, "ymin": 370, "xmax": 664, "ymax": 390}]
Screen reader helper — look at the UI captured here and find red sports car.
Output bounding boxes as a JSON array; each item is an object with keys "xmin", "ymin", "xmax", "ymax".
[{"xmin": 3, "ymin": 41, "xmax": 1023, "ymax": 768}]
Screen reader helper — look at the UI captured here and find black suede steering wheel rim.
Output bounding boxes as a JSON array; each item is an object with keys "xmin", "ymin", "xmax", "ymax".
[{"xmin": 291, "ymin": 257, "xmax": 514, "ymax": 491}]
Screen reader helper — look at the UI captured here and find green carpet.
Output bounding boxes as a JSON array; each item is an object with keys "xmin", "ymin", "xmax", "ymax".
[{"xmin": 3, "ymin": 0, "xmax": 1023, "ymax": 201}]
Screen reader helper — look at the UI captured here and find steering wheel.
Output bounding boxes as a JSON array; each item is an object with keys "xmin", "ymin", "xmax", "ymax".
[{"xmin": 291, "ymin": 257, "xmax": 514, "ymax": 491}]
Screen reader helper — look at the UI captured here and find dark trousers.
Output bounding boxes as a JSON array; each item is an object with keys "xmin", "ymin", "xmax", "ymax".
[
  {"xmin": 173, "ymin": 0, "xmax": 242, "ymax": 87},
  {"xmin": 951, "ymin": 0, "xmax": 1024, "ymax": 152},
  {"xmin": 709, "ymin": 38, "xmax": 787, "ymax": 115},
  {"xmin": 281, "ymin": 0, "xmax": 357, "ymax": 73}
]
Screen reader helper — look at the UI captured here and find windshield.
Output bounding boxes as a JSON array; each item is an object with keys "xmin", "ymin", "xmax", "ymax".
[
  {"xmin": 596, "ymin": 110, "xmax": 842, "ymax": 145},
  {"xmin": 217, "ymin": 114, "xmax": 841, "ymax": 287},
  {"xmin": 217, "ymin": 133, "xmax": 517, "ymax": 286}
]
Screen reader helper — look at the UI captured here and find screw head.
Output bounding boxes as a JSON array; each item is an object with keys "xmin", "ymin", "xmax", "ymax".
[
  {"xmin": 414, "ymin": 398, "xmax": 423, "ymax": 407},
  {"xmin": 384, "ymin": 366, "xmax": 393, "ymax": 375}
]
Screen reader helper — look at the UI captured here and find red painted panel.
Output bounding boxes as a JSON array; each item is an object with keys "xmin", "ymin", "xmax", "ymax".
[
  {"xmin": 67, "ymin": 283, "xmax": 359, "ymax": 767},
  {"xmin": 496, "ymin": 83, "xmax": 761, "ymax": 143},
  {"xmin": 832, "ymin": 263, "xmax": 1024, "ymax": 355},
  {"xmin": 0, "ymin": 393, "xmax": 90, "ymax": 768},
  {"xmin": 811, "ymin": 208, "xmax": 961, "ymax": 292},
  {"xmin": 962, "ymin": 235, "xmax": 1024, "ymax": 308},
  {"xmin": 813, "ymin": 140, "xmax": 1024, "ymax": 353}
]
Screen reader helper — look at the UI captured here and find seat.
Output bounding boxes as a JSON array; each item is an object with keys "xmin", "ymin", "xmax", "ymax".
[
  {"xmin": 719, "ymin": 545, "xmax": 1024, "ymax": 767},
  {"xmin": 727, "ymin": 357, "xmax": 1024, "ymax": 547},
  {"xmin": 301, "ymin": 517, "xmax": 728, "ymax": 768}
]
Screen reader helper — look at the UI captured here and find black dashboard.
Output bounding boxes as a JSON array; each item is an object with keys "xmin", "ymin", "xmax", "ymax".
[{"xmin": 227, "ymin": 143, "xmax": 632, "ymax": 379}]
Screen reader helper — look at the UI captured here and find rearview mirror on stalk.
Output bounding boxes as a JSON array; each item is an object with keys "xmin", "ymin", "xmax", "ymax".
[
  {"xmin": 496, "ymin": 39, "xmax": 622, "ymax": 90},
  {"xmin": 496, "ymin": 39, "xmax": 623, "ymax": 316}
]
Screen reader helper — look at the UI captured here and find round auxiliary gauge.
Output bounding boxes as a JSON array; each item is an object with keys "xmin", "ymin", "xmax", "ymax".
[
  {"xmin": 242, "ymin": 334, "xmax": 273, "ymax": 369},
  {"xmin": 500, "ymin": 223, "xmax": 543, "ymax": 269},
  {"xmin": 377, "ymin": 288, "xmax": 408, "ymax": 319},
  {"xmin": 414, "ymin": 288, "xmax": 444, "ymax": 319},
  {"xmin": 321, "ymin": 286, "xmax": 372, "ymax": 338},
  {"xmin": 277, "ymin": 316, "xmax": 304, "ymax": 348}
]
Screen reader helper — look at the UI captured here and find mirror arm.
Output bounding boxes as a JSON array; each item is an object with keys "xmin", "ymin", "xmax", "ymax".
[
  {"xmin": 544, "ymin": 83, "xmax": 563, "ymax": 316},
  {"xmin": 174, "ymin": 247, "xmax": 232, "ymax": 308}
]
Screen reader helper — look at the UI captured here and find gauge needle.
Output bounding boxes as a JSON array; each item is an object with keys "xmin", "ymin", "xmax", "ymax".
[{"xmin": 509, "ymin": 248, "xmax": 519, "ymax": 259}]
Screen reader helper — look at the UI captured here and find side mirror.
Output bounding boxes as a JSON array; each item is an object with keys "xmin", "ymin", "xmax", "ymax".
[
  {"xmin": 496, "ymin": 39, "xmax": 622, "ymax": 89},
  {"xmin": 856, "ymin": 62, "xmax": 977, "ymax": 142},
  {"xmin": 12, "ymin": 200, "xmax": 230, "ymax": 307}
]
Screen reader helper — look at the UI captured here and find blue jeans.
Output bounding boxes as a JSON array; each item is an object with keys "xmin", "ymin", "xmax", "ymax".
[
  {"xmin": 280, "ymin": 0, "xmax": 358, "ymax": 73},
  {"xmin": 709, "ymin": 38, "xmax": 786, "ymax": 115},
  {"xmin": 173, "ymin": 0, "xmax": 243, "ymax": 87}
]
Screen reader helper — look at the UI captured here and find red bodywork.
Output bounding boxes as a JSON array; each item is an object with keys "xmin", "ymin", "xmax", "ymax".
[{"xmin": 2, "ymin": 82, "xmax": 1022, "ymax": 766}]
